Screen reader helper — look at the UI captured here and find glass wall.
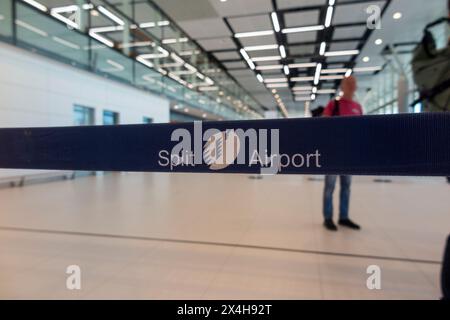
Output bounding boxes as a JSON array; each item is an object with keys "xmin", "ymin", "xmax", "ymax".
[
  {"xmin": 103, "ymin": 110, "xmax": 119, "ymax": 125},
  {"xmin": 74, "ymin": 105, "xmax": 95, "ymax": 125},
  {"xmin": 361, "ymin": 55, "xmax": 419, "ymax": 115},
  {"xmin": 0, "ymin": 0, "xmax": 13, "ymax": 39},
  {"xmin": 0, "ymin": 0, "xmax": 263, "ymax": 121}
]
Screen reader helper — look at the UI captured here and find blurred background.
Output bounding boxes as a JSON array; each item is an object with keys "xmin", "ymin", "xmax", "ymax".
[{"xmin": 0, "ymin": 0, "xmax": 448, "ymax": 299}]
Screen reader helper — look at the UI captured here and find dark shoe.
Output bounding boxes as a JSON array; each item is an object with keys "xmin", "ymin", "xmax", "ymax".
[
  {"xmin": 338, "ymin": 219, "xmax": 361, "ymax": 230},
  {"xmin": 324, "ymin": 219, "xmax": 338, "ymax": 231}
]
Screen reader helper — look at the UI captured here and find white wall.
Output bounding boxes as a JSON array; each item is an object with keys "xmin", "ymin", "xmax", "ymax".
[{"xmin": 0, "ymin": 41, "xmax": 170, "ymax": 178}]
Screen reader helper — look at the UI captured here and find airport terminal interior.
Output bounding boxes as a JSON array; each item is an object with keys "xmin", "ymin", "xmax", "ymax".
[{"xmin": 0, "ymin": 0, "xmax": 449, "ymax": 299}]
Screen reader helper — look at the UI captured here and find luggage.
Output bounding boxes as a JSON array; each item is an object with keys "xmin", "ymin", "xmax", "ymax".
[{"xmin": 411, "ymin": 18, "xmax": 450, "ymax": 111}]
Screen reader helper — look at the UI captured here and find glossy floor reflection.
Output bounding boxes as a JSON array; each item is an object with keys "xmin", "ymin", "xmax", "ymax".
[{"xmin": 0, "ymin": 172, "xmax": 447, "ymax": 299}]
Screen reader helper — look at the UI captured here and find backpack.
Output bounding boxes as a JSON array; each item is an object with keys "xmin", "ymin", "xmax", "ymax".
[
  {"xmin": 331, "ymin": 100, "xmax": 340, "ymax": 116},
  {"xmin": 411, "ymin": 18, "xmax": 450, "ymax": 112}
]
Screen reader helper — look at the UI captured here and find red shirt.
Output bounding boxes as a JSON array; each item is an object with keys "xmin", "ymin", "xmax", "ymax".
[{"xmin": 323, "ymin": 98, "xmax": 363, "ymax": 116}]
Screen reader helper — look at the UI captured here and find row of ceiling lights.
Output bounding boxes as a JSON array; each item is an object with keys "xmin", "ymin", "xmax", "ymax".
[
  {"xmin": 234, "ymin": 0, "xmax": 342, "ymax": 115},
  {"xmin": 231, "ymin": 0, "xmax": 404, "ymax": 116}
]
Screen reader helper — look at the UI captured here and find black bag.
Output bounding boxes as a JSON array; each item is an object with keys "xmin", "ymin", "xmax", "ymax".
[
  {"xmin": 331, "ymin": 99, "xmax": 340, "ymax": 116},
  {"xmin": 411, "ymin": 17, "xmax": 450, "ymax": 111},
  {"xmin": 442, "ymin": 235, "xmax": 450, "ymax": 300}
]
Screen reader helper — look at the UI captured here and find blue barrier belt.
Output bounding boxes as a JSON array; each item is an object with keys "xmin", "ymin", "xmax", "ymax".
[{"xmin": 0, "ymin": 113, "xmax": 449, "ymax": 176}]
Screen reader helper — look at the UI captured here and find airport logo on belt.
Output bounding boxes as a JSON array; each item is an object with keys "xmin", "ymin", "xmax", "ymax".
[{"xmin": 158, "ymin": 121, "xmax": 321, "ymax": 174}]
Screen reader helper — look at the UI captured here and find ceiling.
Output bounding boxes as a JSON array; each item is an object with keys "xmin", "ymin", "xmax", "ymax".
[
  {"xmin": 152, "ymin": 0, "xmax": 447, "ymax": 116},
  {"xmin": 26, "ymin": 0, "xmax": 448, "ymax": 118}
]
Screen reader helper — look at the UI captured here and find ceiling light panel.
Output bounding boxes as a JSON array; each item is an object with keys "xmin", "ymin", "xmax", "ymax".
[
  {"xmin": 271, "ymin": 12, "xmax": 280, "ymax": 32},
  {"xmin": 256, "ymin": 65, "xmax": 283, "ymax": 70},
  {"xmin": 288, "ymin": 62, "xmax": 317, "ymax": 69},
  {"xmin": 251, "ymin": 56, "xmax": 282, "ymax": 62},
  {"xmin": 235, "ymin": 30, "xmax": 274, "ymax": 38},
  {"xmin": 282, "ymin": 25, "xmax": 324, "ymax": 34},
  {"xmin": 324, "ymin": 6, "xmax": 334, "ymax": 27},
  {"xmin": 324, "ymin": 50, "xmax": 359, "ymax": 57}
]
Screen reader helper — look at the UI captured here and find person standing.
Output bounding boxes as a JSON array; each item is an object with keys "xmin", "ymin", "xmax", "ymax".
[{"xmin": 322, "ymin": 76, "xmax": 362, "ymax": 231}]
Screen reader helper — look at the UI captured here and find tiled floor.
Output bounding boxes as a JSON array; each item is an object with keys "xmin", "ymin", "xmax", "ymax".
[{"xmin": 0, "ymin": 172, "xmax": 447, "ymax": 299}]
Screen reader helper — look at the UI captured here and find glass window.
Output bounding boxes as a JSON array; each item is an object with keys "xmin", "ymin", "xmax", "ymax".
[
  {"xmin": 0, "ymin": 0, "xmax": 12, "ymax": 39},
  {"xmin": 74, "ymin": 105, "xmax": 95, "ymax": 126},
  {"xmin": 143, "ymin": 117, "xmax": 153, "ymax": 124},
  {"xmin": 170, "ymin": 111, "xmax": 200, "ymax": 122},
  {"xmin": 103, "ymin": 110, "xmax": 119, "ymax": 125}
]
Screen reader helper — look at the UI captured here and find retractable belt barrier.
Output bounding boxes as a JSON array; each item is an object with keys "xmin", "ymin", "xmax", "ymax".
[{"xmin": 0, "ymin": 113, "xmax": 449, "ymax": 176}]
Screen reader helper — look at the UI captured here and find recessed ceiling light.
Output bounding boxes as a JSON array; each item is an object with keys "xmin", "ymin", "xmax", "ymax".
[
  {"xmin": 246, "ymin": 59, "xmax": 256, "ymax": 70},
  {"xmin": 362, "ymin": 56, "xmax": 370, "ymax": 62},
  {"xmin": 271, "ymin": 12, "xmax": 280, "ymax": 32},
  {"xmin": 279, "ymin": 45, "xmax": 286, "ymax": 58},
  {"xmin": 256, "ymin": 74, "xmax": 264, "ymax": 83},
  {"xmin": 288, "ymin": 62, "xmax": 317, "ymax": 69},
  {"xmin": 314, "ymin": 63, "xmax": 322, "ymax": 85},
  {"xmin": 184, "ymin": 108, "xmax": 189, "ymax": 113},
  {"xmin": 251, "ymin": 56, "xmax": 282, "ymax": 62},
  {"xmin": 345, "ymin": 69, "xmax": 353, "ymax": 78},
  {"xmin": 282, "ymin": 25, "xmax": 325, "ymax": 34},
  {"xmin": 321, "ymin": 68, "xmax": 347, "ymax": 74},
  {"xmin": 319, "ymin": 42, "xmax": 327, "ymax": 56},
  {"xmin": 266, "ymin": 83, "xmax": 289, "ymax": 88},
  {"xmin": 234, "ymin": 30, "xmax": 274, "ymax": 38},
  {"xmin": 353, "ymin": 66, "xmax": 382, "ymax": 72},
  {"xmin": 324, "ymin": 50, "xmax": 360, "ymax": 57},
  {"xmin": 239, "ymin": 48, "xmax": 250, "ymax": 61},
  {"xmin": 325, "ymin": 6, "xmax": 334, "ymax": 27},
  {"xmin": 256, "ymin": 65, "xmax": 283, "ymax": 71},
  {"xmin": 393, "ymin": 12, "xmax": 402, "ymax": 20},
  {"xmin": 375, "ymin": 38, "xmax": 383, "ymax": 45}
]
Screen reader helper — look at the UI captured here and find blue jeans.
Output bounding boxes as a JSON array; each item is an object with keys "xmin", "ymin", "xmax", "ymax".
[{"xmin": 323, "ymin": 175, "xmax": 352, "ymax": 220}]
